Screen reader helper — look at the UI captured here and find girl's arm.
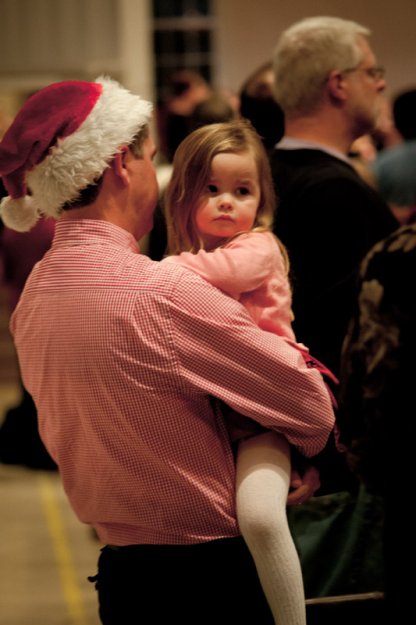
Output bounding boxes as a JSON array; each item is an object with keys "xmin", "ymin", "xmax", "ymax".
[{"xmin": 163, "ymin": 231, "xmax": 282, "ymax": 298}]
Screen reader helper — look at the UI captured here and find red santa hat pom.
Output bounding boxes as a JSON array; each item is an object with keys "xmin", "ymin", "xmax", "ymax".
[{"xmin": 0, "ymin": 76, "xmax": 152, "ymax": 232}]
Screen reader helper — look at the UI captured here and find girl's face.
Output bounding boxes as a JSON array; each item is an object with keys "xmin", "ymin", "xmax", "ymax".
[{"xmin": 195, "ymin": 150, "xmax": 261, "ymax": 250}]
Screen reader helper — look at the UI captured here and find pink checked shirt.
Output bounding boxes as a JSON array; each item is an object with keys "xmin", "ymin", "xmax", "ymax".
[{"xmin": 11, "ymin": 220, "xmax": 334, "ymax": 546}]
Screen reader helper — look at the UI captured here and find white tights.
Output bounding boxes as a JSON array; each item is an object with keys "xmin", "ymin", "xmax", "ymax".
[{"xmin": 236, "ymin": 431, "xmax": 306, "ymax": 625}]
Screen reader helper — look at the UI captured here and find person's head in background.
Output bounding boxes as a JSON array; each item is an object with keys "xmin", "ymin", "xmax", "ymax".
[
  {"xmin": 165, "ymin": 119, "xmax": 276, "ymax": 254},
  {"xmin": 159, "ymin": 69, "xmax": 213, "ymax": 161},
  {"xmin": 188, "ymin": 92, "xmax": 237, "ymax": 133},
  {"xmin": 239, "ymin": 61, "xmax": 284, "ymax": 150},
  {"xmin": 165, "ymin": 69, "xmax": 211, "ymax": 115},
  {"xmin": 392, "ymin": 88, "xmax": 416, "ymax": 141},
  {"xmin": 273, "ymin": 16, "xmax": 386, "ymax": 147}
]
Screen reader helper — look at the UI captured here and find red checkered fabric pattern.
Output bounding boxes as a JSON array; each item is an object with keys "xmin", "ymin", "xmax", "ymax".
[{"xmin": 11, "ymin": 220, "xmax": 334, "ymax": 546}]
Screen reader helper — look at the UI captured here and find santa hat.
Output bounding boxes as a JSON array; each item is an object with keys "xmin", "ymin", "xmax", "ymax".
[{"xmin": 0, "ymin": 76, "xmax": 153, "ymax": 232}]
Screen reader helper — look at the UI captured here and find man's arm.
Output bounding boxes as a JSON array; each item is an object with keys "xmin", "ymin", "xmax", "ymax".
[{"xmin": 170, "ymin": 267, "xmax": 335, "ymax": 458}]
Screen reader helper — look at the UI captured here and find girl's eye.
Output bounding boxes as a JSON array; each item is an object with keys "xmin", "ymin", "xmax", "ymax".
[
  {"xmin": 207, "ymin": 184, "xmax": 217, "ymax": 193},
  {"xmin": 237, "ymin": 187, "xmax": 250, "ymax": 196}
]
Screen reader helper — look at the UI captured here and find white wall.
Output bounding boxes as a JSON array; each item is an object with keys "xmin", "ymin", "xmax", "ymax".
[
  {"xmin": 0, "ymin": 0, "xmax": 155, "ymax": 115},
  {"xmin": 1, "ymin": 0, "xmax": 415, "ymax": 113}
]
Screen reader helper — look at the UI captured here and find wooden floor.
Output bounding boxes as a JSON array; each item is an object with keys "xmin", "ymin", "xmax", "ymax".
[
  {"xmin": 0, "ymin": 386, "xmax": 102, "ymax": 625},
  {"xmin": 0, "ymin": 456, "xmax": 101, "ymax": 625}
]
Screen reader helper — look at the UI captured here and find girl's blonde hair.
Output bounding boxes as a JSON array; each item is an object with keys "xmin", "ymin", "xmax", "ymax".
[{"xmin": 165, "ymin": 119, "xmax": 283, "ymax": 258}]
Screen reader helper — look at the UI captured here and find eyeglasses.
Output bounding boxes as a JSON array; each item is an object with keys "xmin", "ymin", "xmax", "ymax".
[{"xmin": 342, "ymin": 66, "xmax": 386, "ymax": 80}]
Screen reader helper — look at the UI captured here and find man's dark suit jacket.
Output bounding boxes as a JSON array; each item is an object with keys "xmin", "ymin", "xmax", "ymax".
[
  {"xmin": 270, "ymin": 148, "xmax": 398, "ymax": 376},
  {"xmin": 270, "ymin": 147, "xmax": 398, "ymax": 493}
]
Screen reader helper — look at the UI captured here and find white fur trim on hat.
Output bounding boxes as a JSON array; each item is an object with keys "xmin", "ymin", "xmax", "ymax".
[
  {"xmin": 26, "ymin": 76, "xmax": 153, "ymax": 219},
  {"xmin": 0, "ymin": 195, "xmax": 40, "ymax": 232}
]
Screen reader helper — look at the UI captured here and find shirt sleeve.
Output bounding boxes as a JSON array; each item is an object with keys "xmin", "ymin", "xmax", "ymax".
[
  {"xmin": 163, "ymin": 232, "xmax": 278, "ymax": 299},
  {"xmin": 168, "ymin": 266, "xmax": 335, "ymax": 458}
]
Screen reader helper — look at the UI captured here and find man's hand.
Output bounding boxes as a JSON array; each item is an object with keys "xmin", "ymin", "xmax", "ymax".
[{"xmin": 287, "ymin": 464, "xmax": 320, "ymax": 505}]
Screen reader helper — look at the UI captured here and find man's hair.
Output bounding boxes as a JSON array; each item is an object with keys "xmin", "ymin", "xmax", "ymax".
[
  {"xmin": 62, "ymin": 125, "xmax": 149, "ymax": 211},
  {"xmin": 164, "ymin": 119, "xmax": 276, "ymax": 255},
  {"xmin": 273, "ymin": 16, "xmax": 370, "ymax": 116}
]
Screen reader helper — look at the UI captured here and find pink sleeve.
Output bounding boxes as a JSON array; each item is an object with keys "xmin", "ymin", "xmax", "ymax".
[{"xmin": 163, "ymin": 232, "xmax": 278, "ymax": 299}]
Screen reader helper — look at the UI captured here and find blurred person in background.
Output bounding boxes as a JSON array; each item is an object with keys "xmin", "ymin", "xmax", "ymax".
[
  {"xmin": 373, "ymin": 87, "xmax": 416, "ymax": 225},
  {"xmin": 268, "ymin": 16, "xmax": 399, "ymax": 604},
  {"xmin": 157, "ymin": 69, "xmax": 213, "ymax": 163},
  {"xmin": 0, "ymin": 217, "xmax": 56, "ymax": 469},
  {"xmin": 0, "ymin": 106, "xmax": 56, "ymax": 469},
  {"xmin": 239, "ymin": 61, "xmax": 285, "ymax": 152},
  {"xmin": 338, "ymin": 221, "xmax": 416, "ymax": 623}
]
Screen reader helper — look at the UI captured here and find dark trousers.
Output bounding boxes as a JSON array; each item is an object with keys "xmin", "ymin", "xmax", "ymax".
[{"xmin": 91, "ymin": 536, "xmax": 273, "ymax": 625}]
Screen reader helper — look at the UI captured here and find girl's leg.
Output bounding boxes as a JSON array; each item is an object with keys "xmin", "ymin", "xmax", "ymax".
[{"xmin": 236, "ymin": 431, "xmax": 306, "ymax": 625}]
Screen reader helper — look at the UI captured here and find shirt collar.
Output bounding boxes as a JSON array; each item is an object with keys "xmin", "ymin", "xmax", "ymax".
[
  {"xmin": 275, "ymin": 136, "xmax": 351, "ymax": 164},
  {"xmin": 53, "ymin": 219, "xmax": 140, "ymax": 254}
]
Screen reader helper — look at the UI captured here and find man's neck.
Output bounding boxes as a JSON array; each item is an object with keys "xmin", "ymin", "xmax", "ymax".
[{"xmin": 284, "ymin": 110, "xmax": 353, "ymax": 155}]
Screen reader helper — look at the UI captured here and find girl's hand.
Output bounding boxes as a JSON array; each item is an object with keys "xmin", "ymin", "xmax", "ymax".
[{"xmin": 287, "ymin": 464, "xmax": 320, "ymax": 505}]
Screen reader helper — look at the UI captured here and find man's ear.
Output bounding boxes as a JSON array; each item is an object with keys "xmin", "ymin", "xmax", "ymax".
[
  {"xmin": 112, "ymin": 146, "xmax": 130, "ymax": 185},
  {"xmin": 327, "ymin": 70, "xmax": 349, "ymax": 103}
]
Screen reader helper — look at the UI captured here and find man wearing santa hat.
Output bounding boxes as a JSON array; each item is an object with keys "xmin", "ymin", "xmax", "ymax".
[{"xmin": 0, "ymin": 77, "xmax": 335, "ymax": 624}]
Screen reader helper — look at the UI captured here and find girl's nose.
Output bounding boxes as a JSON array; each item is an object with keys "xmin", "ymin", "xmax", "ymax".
[{"xmin": 218, "ymin": 194, "xmax": 233, "ymax": 210}]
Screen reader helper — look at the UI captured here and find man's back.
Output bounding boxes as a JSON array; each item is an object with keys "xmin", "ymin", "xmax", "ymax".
[
  {"xmin": 270, "ymin": 16, "xmax": 398, "ymax": 377},
  {"xmin": 11, "ymin": 220, "xmax": 239, "ymax": 546},
  {"xmin": 11, "ymin": 219, "xmax": 334, "ymax": 545},
  {"xmin": 270, "ymin": 147, "xmax": 398, "ymax": 377}
]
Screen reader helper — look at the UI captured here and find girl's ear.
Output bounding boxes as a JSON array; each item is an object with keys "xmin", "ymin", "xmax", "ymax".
[{"xmin": 112, "ymin": 146, "xmax": 130, "ymax": 185}]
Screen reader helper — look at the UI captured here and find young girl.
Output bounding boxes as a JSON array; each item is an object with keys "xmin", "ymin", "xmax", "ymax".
[{"xmin": 162, "ymin": 119, "xmax": 334, "ymax": 625}]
